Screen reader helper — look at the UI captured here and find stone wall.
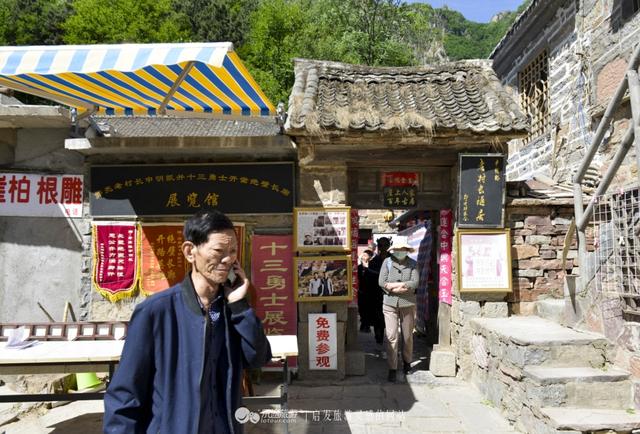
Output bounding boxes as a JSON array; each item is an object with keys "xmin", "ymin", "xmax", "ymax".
[
  {"xmin": 501, "ymin": 0, "xmax": 640, "ymax": 187},
  {"xmin": 452, "ymin": 201, "xmax": 583, "ymax": 378}
]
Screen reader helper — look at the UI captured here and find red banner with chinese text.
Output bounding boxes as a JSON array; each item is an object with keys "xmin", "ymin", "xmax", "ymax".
[
  {"xmin": 92, "ymin": 222, "xmax": 139, "ymax": 302},
  {"xmin": 251, "ymin": 235, "xmax": 297, "ymax": 368},
  {"xmin": 140, "ymin": 223, "xmax": 246, "ymax": 295},
  {"xmin": 140, "ymin": 224, "xmax": 188, "ymax": 295},
  {"xmin": 382, "ymin": 172, "xmax": 419, "ymax": 187},
  {"xmin": 438, "ymin": 209, "xmax": 453, "ymax": 305}
]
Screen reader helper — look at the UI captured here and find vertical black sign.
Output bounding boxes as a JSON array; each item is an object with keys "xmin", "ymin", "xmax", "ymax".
[{"xmin": 458, "ymin": 154, "xmax": 505, "ymax": 228}]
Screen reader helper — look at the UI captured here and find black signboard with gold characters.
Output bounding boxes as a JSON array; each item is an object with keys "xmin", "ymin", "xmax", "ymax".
[
  {"xmin": 90, "ymin": 162, "xmax": 295, "ymax": 217},
  {"xmin": 458, "ymin": 154, "xmax": 505, "ymax": 228}
]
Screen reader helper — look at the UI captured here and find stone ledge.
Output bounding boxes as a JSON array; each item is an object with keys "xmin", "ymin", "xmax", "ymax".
[
  {"xmin": 540, "ymin": 407, "xmax": 640, "ymax": 432},
  {"xmin": 470, "ymin": 316, "xmax": 607, "ymax": 346},
  {"xmin": 523, "ymin": 366, "xmax": 630, "ymax": 384}
]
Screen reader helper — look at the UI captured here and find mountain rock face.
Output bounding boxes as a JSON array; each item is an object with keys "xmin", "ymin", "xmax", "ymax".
[{"xmin": 490, "ymin": 11, "xmax": 511, "ymax": 23}]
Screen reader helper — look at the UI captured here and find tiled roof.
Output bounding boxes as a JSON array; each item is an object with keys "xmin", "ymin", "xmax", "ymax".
[
  {"xmin": 285, "ymin": 59, "xmax": 528, "ymax": 136},
  {"xmin": 90, "ymin": 116, "xmax": 281, "ymax": 138}
]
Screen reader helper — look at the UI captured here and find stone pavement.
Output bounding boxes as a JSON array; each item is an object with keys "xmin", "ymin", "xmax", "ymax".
[{"xmin": 0, "ymin": 329, "xmax": 520, "ymax": 434}]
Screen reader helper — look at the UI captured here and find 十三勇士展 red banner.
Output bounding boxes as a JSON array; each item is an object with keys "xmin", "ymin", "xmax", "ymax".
[
  {"xmin": 140, "ymin": 224, "xmax": 188, "ymax": 295},
  {"xmin": 251, "ymin": 235, "xmax": 296, "ymax": 335},
  {"xmin": 92, "ymin": 222, "xmax": 139, "ymax": 302},
  {"xmin": 251, "ymin": 235, "xmax": 297, "ymax": 368}
]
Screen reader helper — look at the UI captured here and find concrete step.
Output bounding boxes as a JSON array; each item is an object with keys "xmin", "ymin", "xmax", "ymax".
[
  {"xmin": 471, "ymin": 316, "xmax": 609, "ymax": 368},
  {"xmin": 540, "ymin": 407, "xmax": 640, "ymax": 433},
  {"xmin": 535, "ymin": 299, "xmax": 565, "ymax": 324},
  {"xmin": 523, "ymin": 366, "xmax": 633, "ymax": 409}
]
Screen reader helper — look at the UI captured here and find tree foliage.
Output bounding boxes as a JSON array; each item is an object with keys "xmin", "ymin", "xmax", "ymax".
[
  {"xmin": 0, "ymin": 0, "xmax": 71, "ymax": 45},
  {"xmin": 174, "ymin": 0, "xmax": 258, "ymax": 47},
  {"xmin": 62, "ymin": 0, "xmax": 190, "ymax": 44}
]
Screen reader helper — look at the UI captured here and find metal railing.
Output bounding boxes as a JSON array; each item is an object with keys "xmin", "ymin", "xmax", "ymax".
[{"xmin": 571, "ymin": 42, "xmax": 640, "ymax": 316}]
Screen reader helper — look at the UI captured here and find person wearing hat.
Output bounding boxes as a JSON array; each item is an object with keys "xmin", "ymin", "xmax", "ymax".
[{"xmin": 378, "ymin": 235, "xmax": 419, "ymax": 382}]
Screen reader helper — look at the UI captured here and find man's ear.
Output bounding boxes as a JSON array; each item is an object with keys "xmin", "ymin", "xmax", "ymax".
[{"xmin": 182, "ymin": 241, "xmax": 196, "ymax": 264}]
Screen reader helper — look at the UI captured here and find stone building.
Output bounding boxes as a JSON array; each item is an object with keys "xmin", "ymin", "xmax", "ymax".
[
  {"xmin": 475, "ymin": 0, "xmax": 640, "ymax": 432},
  {"xmin": 285, "ymin": 58, "xmax": 527, "ymax": 380}
]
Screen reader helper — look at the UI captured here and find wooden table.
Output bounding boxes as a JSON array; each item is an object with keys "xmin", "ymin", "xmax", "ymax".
[
  {"xmin": 0, "ymin": 340, "xmax": 124, "ymax": 402},
  {"xmin": 0, "ymin": 335, "xmax": 298, "ymax": 409}
]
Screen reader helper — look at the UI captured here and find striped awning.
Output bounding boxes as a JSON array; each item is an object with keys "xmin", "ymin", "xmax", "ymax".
[{"xmin": 0, "ymin": 42, "xmax": 274, "ymax": 117}]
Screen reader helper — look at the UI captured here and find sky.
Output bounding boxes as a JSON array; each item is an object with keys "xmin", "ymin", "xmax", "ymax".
[{"xmin": 407, "ymin": 0, "xmax": 526, "ymax": 23}]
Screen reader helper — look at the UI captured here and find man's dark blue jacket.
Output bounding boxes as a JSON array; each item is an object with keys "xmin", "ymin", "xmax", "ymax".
[{"xmin": 103, "ymin": 275, "xmax": 272, "ymax": 434}]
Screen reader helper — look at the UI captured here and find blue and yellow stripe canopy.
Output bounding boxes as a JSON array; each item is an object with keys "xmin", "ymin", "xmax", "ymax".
[{"xmin": 0, "ymin": 42, "xmax": 274, "ymax": 117}]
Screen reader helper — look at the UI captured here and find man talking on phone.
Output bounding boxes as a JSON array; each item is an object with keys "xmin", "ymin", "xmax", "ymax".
[{"xmin": 104, "ymin": 210, "xmax": 272, "ymax": 434}]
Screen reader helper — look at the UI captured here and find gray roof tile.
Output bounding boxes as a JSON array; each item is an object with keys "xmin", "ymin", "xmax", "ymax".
[
  {"xmin": 285, "ymin": 59, "xmax": 528, "ymax": 136},
  {"xmin": 91, "ymin": 116, "xmax": 281, "ymax": 138}
]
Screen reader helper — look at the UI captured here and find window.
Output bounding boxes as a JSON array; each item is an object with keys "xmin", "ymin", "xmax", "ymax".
[{"xmin": 518, "ymin": 50, "xmax": 550, "ymax": 144}]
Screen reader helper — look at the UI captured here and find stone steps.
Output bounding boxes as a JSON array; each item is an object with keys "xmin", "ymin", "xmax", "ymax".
[
  {"xmin": 535, "ymin": 299, "xmax": 565, "ymax": 324},
  {"xmin": 471, "ymin": 316, "xmax": 609, "ymax": 369},
  {"xmin": 469, "ymin": 315, "xmax": 637, "ymax": 434},
  {"xmin": 523, "ymin": 366, "xmax": 633, "ymax": 409},
  {"xmin": 540, "ymin": 407, "xmax": 640, "ymax": 433}
]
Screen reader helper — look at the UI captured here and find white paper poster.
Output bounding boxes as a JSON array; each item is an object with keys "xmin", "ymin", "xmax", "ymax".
[{"xmin": 308, "ymin": 313, "xmax": 337, "ymax": 370}]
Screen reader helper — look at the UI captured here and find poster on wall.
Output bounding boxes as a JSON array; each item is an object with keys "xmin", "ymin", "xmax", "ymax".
[
  {"xmin": 457, "ymin": 229, "xmax": 512, "ymax": 292},
  {"xmin": 309, "ymin": 313, "xmax": 337, "ymax": 370},
  {"xmin": 399, "ymin": 221, "xmax": 433, "ymax": 333},
  {"xmin": 92, "ymin": 222, "xmax": 139, "ymax": 301},
  {"xmin": 294, "ymin": 256, "xmax": 353, "ymax": 302},
  {"xmin": 293, "ymin": 207, "xmax": 351, "ymax": 252},
  {"xmin": 458, "ymin": 154, "xmax": 505, "ymax": 228},
  {"xmin": 0, "ymin": 172, "xmax": 83, "ymax": 217}
]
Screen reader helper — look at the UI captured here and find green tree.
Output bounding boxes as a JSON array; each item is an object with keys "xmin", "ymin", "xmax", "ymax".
[
  {"xmin": 309, "ymin": 0, "xmax": 414, "ymax": 66},
  {"xmin": 63, "ymin": 0, "xmax": 190, "ymax": 44},
  {"xmin": 174, "ymin": 0, "xmax": 258, "ymax": 47},
  {"xmin": 239, "ymin": 0, "xmax": 311, "ymax": 104},
  {"xmin": 0, "ymin": 0, "xmax": 71, "ymax": 45}
]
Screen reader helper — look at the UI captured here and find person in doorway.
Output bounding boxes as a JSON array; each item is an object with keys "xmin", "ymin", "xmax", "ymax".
[
  {"xmin": 378, "ymin": 236, "xmax": 419, "ymax": 383},
  {"xmin": 357, "ymin": 249, "xmax": 374, "ymax": 332},
  {"xmin": 365, "ymin": 237, "xmax": 391, "ymax": 351},
  {"xmin": 308, "ymin": 272, "xmax": 322, "ymax": 296},
  {"xmin": 104, "ymin": 210, "xmax": 272, "ymax": 434}
]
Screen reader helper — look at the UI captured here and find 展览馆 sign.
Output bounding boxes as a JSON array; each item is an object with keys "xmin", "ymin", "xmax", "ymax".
[
  {"xmin": 90, "ymin": 162, "xmax": 295, "ymax": 217},
  {"xmin": 458, "ymin": 154, "xmax": 505, "ymax": 228}
]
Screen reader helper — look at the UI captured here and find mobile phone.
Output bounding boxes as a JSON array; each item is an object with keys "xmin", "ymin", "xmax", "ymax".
[{"xmin": 227, "ymin": 267, "xmax": 237, "ymax": 285}]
